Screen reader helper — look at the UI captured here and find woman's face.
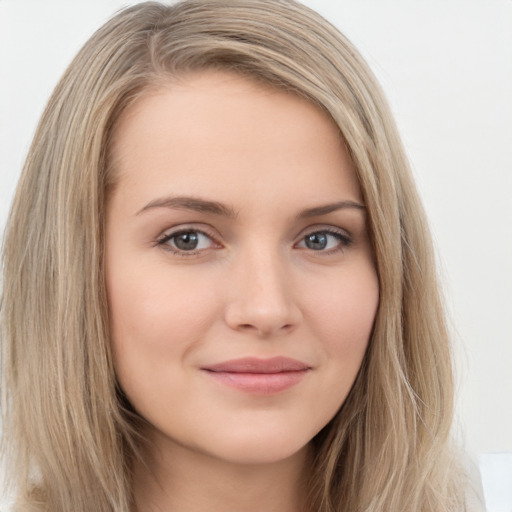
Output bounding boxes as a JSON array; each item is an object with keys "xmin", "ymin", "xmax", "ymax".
[{"xmin": 105, "ymin": 70, "xmax": 379, "ymax": 466}]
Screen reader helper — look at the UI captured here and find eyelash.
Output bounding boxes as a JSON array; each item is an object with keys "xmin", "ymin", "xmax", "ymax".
[
  {"xmin": 296, "ymin": 229, "xmax": 353, "ymax": 254},
  {"xmin": 156, "ymin": 227, "xmax": 219, "ymax": 256},
  {"xmin": 155, "ymin": 227, "xmax": 353, "ymax": 257}
]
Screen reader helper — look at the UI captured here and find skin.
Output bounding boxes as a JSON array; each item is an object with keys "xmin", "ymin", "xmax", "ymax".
[{"xmin": 105, "ymin": 70, "xmax": 379, "ymax": 512}]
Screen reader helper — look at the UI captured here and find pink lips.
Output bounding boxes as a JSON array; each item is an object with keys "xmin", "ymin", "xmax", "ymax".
[{"xmin": 201, "ymin": 356, "xmax": 311, "ymax": 394}]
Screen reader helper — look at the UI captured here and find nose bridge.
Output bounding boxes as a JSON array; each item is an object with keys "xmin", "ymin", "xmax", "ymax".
[{"xmin": 224, "ymin": 240, "xmax": 300, "ymax": 336}]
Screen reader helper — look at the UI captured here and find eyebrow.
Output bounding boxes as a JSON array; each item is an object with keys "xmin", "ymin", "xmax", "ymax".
[
  {"xmin": 136, "ymin": 195, "xmax": 365, "ymax": 218},
  {"xmin": 136, "ymin": 196, "xmax": 237, "ymax": 217},
  {"xmin": 298, "ymin": 200, "xmax": 366, "ymax": 218}
]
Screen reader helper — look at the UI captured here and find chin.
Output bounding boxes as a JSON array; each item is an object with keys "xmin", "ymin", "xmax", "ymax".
[{"xmin": 196, "ymin": 426, "xmax": 313, "ymax": 466}]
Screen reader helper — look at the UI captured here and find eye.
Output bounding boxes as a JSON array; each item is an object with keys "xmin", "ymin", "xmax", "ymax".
[
  {"xmin": 296, "ymin": 230, "xmax": 351, "ymax": 252},
  {"xmin": 157, "ymin": 229, "xmax": 216, "ymax": 253}
]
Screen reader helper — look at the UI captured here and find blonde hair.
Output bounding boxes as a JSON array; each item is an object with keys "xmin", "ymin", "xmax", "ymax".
[{"xmin": 1, "ymin": 1, "xmax": 465, "ymax": 510}]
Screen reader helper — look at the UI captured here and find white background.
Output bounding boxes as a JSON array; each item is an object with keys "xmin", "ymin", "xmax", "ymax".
[{"xmin": 1, "ymin": 0, "xmax": 511, "ymax": 506}]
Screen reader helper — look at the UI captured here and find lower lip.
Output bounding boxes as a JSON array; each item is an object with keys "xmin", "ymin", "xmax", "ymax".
[{"xmin": 202, "ymin": 370, "xmax": 309, "ymax": 394}]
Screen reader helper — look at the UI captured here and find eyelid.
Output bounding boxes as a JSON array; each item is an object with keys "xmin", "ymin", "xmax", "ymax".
[
  {"xmin": 155, "ymin": 224, "xmax": 222, "ymax": 255},
  {"xmin": 297, "ymin": 224, "xmax": 352, "ymax": 239},
  {"xmin": 154, "ymin": 223, "xmax": 353, "ymax": 257},
  {"xmin": 294, "ymin": 225, "xmax": 353, "ymax": 252}
]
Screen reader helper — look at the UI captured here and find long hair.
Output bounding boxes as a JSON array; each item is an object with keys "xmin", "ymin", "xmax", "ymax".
[{"xmin": 1, "ymin": 1, "xmax": 465, "ymax": 510}]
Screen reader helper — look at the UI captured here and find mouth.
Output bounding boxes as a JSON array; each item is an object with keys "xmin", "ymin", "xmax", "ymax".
[{"xmin": 201, "ymin": 356, "xmax": 311, "ymax": 394}]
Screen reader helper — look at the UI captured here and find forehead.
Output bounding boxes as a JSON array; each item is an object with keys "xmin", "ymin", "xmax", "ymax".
[{"xmin": 108, "ymin": 69, "xmax": 362, "ymax": 209}]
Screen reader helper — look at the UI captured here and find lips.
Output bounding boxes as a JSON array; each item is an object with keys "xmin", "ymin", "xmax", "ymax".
[{"xmin": 201, "ymin": 357, "xmax": 311, "ymax": 394}]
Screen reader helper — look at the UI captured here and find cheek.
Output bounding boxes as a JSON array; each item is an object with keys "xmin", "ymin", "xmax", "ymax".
[
  {"xmin": 106, "ymin": 258, "xmax": 219, "ymax": 387},
  {"xmin": 278, "ymin": 263, "xmax": 379, "ymax": 442},
  {"xmin": 302, "ymin": 262, "xmax": 379, "ymax": 377}
]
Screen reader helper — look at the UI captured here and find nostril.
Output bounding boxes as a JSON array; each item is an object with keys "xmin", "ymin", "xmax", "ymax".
[{"xmin": 236, "ymin": 322, "xmax": 295, "ymax": 337}]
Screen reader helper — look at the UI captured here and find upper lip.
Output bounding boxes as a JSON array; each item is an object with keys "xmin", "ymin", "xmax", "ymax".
[{"xmin": 202, "ymin": 356, "xmax": 311, "ymax": 374}]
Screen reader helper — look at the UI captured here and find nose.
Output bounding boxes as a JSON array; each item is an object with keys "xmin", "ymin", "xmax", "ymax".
[{"xmin": 223, "ymin": 246, "xmax": 302, "ymax": 338}]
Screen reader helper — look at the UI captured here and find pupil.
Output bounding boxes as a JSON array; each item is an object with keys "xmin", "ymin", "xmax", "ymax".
[
  {"xmin": 305, "ymin": 233, "xmax": 327, "ymax": 250},
  {"xmin": 175, "ymin": 232, "xmax": 199, "ymax": 250}
]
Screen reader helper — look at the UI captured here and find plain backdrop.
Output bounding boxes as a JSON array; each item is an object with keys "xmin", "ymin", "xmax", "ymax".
[{"xmin": 0, "ymin": 0, "xmax": 511, "ymax": 471}]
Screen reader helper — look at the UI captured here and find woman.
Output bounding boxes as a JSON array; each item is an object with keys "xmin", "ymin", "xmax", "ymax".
[{"xmin": 1, "ymin": 1, "xmax": 469, "ymax": 511}]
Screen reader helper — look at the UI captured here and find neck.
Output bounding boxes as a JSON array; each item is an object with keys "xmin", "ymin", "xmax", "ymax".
[{"xmin": 132, "ymin": 431, "xmax": 312, "ymax": 512}]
